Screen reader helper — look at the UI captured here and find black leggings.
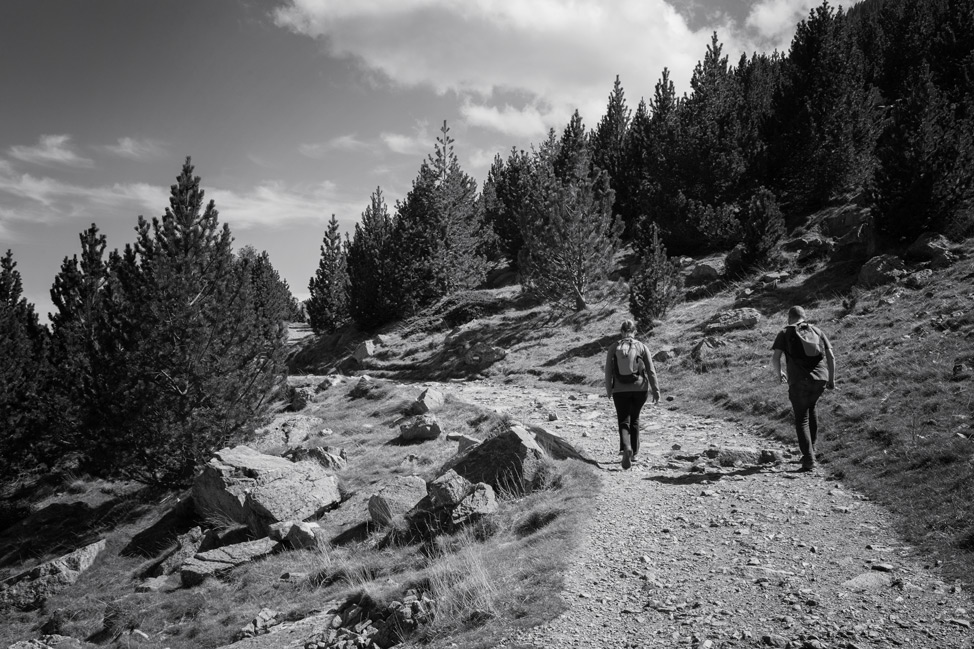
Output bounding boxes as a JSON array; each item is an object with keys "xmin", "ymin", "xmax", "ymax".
[{"xmin": 612, "ymin": 391, "xmax": 648, "ymax": 455}]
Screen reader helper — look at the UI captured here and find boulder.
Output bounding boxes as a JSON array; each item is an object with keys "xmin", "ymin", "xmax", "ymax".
[
  {"xmin": 0, "ymin": 539, "xmax": 106, "ymax": 612},
  {"xmin": 316, "ymin": 375, "xmax": 344, "ymax": 391},
  {"xmin": 760, "ymin": 271, "xmax": 789, "ymax": 284},
  {"xmin": 445, "ymin": 427, "xmax": 547, "ymax": 494},
  {"xmin": 783, "ymin": 232, "xmax": 831, "ymax": 259},
  {"xmin": 691, "ymin": 337, "xmax": 724, "ymax": 362},
  {"xmin": 724, "ymin": 245, "xmax": 745, "ymax": 271},
  {"xmin": 236, "ymin": 608, "xmax": 282, "ymax": 640},
  {"xmin": 703, "ymin": 447, "xmax": 762, "ymax": 467},
  {"xmin": 143, "ymin": 526, "xmax": 203, "ymax": 578},
  {"xmin": 904, "ymin": 269, "xmax": 935, "ymax": 289},
  {"xmin": 198, "ymin": 524, "xmax": 251, "ymax": 553},
  {"xmin": 705, "ymin": 308, "xmax": 762, "ymax": 333},
  {"xmin": 446, "ymin": 432, "xmax": 481, "ymax": 453},
  {"xmin": 368, "ymin": 476, "xmax": 428, "ymax": 527},
  {"xmin": 520, "ymin": 423, "xmax": 600, "ymax": 467},
  {"xmin": 192, "ymin": 446, "xmax": 342, "ymax": 536},
  {"xmin": 906, "ymin": 232, "xmax": 955, "ymax": 267},
  {"xmin": 410, "ymin": 388, "xmax": 445, "ymax": 414},
  {"xmin": 427, "ymin": 470, "xmax": 473, "ymax": 509},
  {"xmin": 857, "ymin": 254, "xmax": 906, "ymax": 288},
  {"xmin": 353, "ymin": 340, "xmax": 376, "ymax": 362},
  {"xmin": 653, "ymin": 348, "xmax": 677, "ymax": 363},
  {"xmin": 268, "ymin": 521, "xmax": 322, "ymax": 550},
  {"xmin": 283, "ymin": 446, "xmax": 347, "ymax": 471},
  {"xmin": 255, "ymin": 414, "xmax": 328, "ymax": 449},
  {"xmin": 180, "ymin": 538, "xmax": 280, "ymax": 587},
  {"xmin": 821, "ymin": 205, "xmax": 871, "ymax": 238},
  {"xmin": 400, "ymin": 414, "xmax": 442, "ymax": 441},
  {"xmin": 689, "ymin": 260, "xmax": 722, "ymax": 281},
  {"xmin": 833, "ymin": 222, "xmax": 877, "ymax": 260},
  {"xmin": 450, "ymin": 483, "xmax": 498, "ymax": 527},
  {"xmin": 841, "ymin": 572, "xmax": 892, "ymax": 592},
  {"xmin": 349, "ymin": 376, "xmax": 376, "ymax": 398},
  {"xmin": 463, "ymin": 342, "xmax": 507, "ymax": 369}
]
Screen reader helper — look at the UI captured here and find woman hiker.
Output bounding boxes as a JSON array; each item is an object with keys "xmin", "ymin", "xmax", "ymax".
[{"xmin": 604, "ymin": 319, "xmax": 661, "ymax": 470}]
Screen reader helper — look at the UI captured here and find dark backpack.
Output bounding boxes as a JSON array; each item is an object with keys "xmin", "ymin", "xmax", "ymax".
[
  {"xmin": 788, "ymin": 322, "xmax": 825, "ymax": 361},
  {"xmin": 614, "ymin": 338, "xmax": 645, "ymax": 384}
]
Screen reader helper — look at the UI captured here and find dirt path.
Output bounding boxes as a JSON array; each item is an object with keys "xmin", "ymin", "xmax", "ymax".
[{"xmin": 437, "ymin": 379, "xmax": 973, "ymax": 649}]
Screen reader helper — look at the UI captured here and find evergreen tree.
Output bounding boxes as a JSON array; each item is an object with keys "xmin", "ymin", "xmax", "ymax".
[
  {"xmin": 618, "ymin": 98, "xmax": 652, "ymax": 237},
  {"xmin": 629, "ymin": 222, "xmax": 683, "ymax": 331},
  {"xmin": 592, "ymin": 75, "xmax": 632, "ymax": 224},
  {"xmin": 482, "ymin": 148, "xmax": 533, "ymax": 269},
  {"xmin": 240, "ymin": 246, "xmax": 298, "ymax": 344},
  {"xmin": 519, "ymin": 149, "xmax": 622, "ymax": 312},
  {"xmin": 553, "ymin": 110, "xmax": 590, "ymax": 182},
  {"xmin": 46, "ymin": 224, "xmax": 108, "ymax": 459},
  {"xmin": 89, "ymin": 158, "xmax": 283, "ymax": 485},
  {"xmin": 346, "ymin": 188, "xmax": 395, "ymax": 330},
  {"xmin": 0, "ymin": 250, "xmax": 48, "ymax": 477},
  {"xmin": 306, "ymin": 215, "xmax": 350, "ymax": 334},
  {"xmin": 729, "ymin": 187, "xmax": 785, "ymax": 274},
  {"xmin": 389, "ymin": 121, "xmax": 489, "ymax": 318}
]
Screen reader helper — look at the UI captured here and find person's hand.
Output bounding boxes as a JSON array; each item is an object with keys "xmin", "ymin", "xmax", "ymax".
[
  {"xmin": 651, "ymin": 392, "xmax": 660, "ymax": 405},
  {"xmin": 779, "ymin": 373, "xmax": 787, "ymax": 384}
]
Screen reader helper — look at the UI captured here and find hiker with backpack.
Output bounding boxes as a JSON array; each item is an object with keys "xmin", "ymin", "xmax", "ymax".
[
  {"xmin": 604, "ymin": 319, "xmax": 660, "ymax": 470},
  {"xmin": 771, "ymin": 306, "xmax": 836, "ymax": 472}
]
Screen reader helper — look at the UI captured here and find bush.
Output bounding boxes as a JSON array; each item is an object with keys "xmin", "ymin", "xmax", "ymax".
[
  {"xmin": 727, "ymin": 187, "xmax": 784, "ymax": 275},
  {"xmin": 629, "ymin": 222, "xmax": 684, "ymax": 330}
]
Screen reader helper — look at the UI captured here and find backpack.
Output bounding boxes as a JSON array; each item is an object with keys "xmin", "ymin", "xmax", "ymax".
[
  {"xmin": 614, "ymin": 338, "xmax": 645, "ymax": 384},
  {"xmin": 789, "ymin": 322, "xmax": 825, "ymax": 360}
]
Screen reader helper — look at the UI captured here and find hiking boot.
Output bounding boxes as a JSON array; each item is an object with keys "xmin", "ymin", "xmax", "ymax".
[{"xmin": 621, "ymin": 449, "xmax": 632, "ymax": 470}]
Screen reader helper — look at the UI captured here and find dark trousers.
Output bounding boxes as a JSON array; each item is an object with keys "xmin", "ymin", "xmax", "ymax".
[
  {"xmin": 788, "ymin": 379, "xmax": 827, "ymax": 464},
  {"xmin": 612, "ymin": 391, "xmax": 648, "ymax": 455}
]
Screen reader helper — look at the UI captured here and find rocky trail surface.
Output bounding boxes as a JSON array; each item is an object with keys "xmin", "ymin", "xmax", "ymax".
[{"xmin": 436, "ymin": 379, "xmax": 973, "ymax": 649}]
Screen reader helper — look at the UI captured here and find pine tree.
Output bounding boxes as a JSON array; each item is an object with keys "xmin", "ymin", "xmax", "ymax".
[
  {"xmin": 629, "ymin": 222, "xmax": 683, "ymax": 331},
  {"xmin": 729, "ymin": 187, "xmax": 785, "ymax": 274},
  {"xmin": 346, "ymin": 188, "xmax": 395, "ymax": 330},
  {"xmin": 482, "ymin": 148, "xmax": 533, "ymax": 269},
  {"xmin": 554, "ymin": 110, "xmax": 590, "ymax": 183},
  {"xmin": 520, "ymin": 149, "xmax": 622, "ymax": 312},
  {"xmin": 306, "ymin": 215, "xmax": 350, "ymax": 334},
  {"xmin": 46, "ymin": 224, "xmax": 108, "ymax": 458},
  {"xmin": 89, "ymin": 158, "xmax": 283, "ymax": 485},
  {"xmin": 0, "ymin": 250, "xmax": 48, "ymax": 477},
  {"xmin": 592, "ymin": 75, "xmax": 632, "ymax": 225},
  {"xmin": 240, "ymin": 246, "xmax": 298, "ymax": 344}
]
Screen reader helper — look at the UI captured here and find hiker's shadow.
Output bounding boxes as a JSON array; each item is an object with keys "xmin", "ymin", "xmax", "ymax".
[{"xmin": 645, "ymin": 466, "xmax": 766, "ymax": 485}]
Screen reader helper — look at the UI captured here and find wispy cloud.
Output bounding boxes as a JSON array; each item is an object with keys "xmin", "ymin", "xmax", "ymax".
[
  {"xmin": 102, "ymin": 137, "xmax": 167, "ymax": 160},
  {"xmin": 209, "ymin": 180, "xmax": 363, "ymax": 229},
  {"xmin": 743, "ymin": 0, "xmax": 860, "ymax": 50},
  {"xmin": 380, "ymin": 121, "xmax": 432, "ymax": 156},
  {"xmin": 299, "ymin": 134, "xmax": 372, "ymax": 158},
  {"xmin": 9, "ymin": 134, "xmax": 94, "ymax": 168},
  {"xmin": 460, "ymin": 101, "xmax": 554, "ymax": 139}
]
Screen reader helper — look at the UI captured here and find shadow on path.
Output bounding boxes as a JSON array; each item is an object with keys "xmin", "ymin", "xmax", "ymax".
[{"xmin": 644, "ymin": 466, "xmax": 767, "ymax": 485}]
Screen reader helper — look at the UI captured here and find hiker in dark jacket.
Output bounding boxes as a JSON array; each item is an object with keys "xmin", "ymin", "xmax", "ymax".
[
  {"xmin": 604, "ymin": 319, "xmax": 660, "ymax": 470},
  {"xmin": 771, "ymin": 306, "xmax": 836, "ymax": 471}
]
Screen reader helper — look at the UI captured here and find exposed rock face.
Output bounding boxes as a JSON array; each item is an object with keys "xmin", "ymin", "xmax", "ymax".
[
  {"xmin": 906, "ymin": 232, "xmax": 955, "ymax": 267},
  {"xmin": 463, "ymin": 342, "xmax": 507, "ymax": 369},
  {"xmin": 446, "ymin": 432, "xmax": 481, "ymax": 452},
  {"xmin": 409, "ymin": 388, "xmax": 445, "ymax": 414},
  {"xmin": 192, "ymin": 446, "xmax": 342, "ymax": 536},
  {"xmin": 180, "ymin": 537, "xmax": 280, "ymax": 587},
  {"xmin": 0, "ymin": 539, "xmax": 106, "ymax": 612},
  {"xmin": 256, "ymin": 414, "xmax": 329, "ymax": 450},
  {"xmin": 283, "ymin": 446, "xmax": 347, "ymax": 471},
  {"xmin": 368, "ymin": 476, "xmax": 428, "ymax": 527},
  {"xmin": 820, "ymin": 204, "xmax": 871, "ymax": 238},
  {"xmin": 353, "ymin": 340, "xmax": 376, "ymax": 362},
  {"xmin": 689, "ymin": 260, "xmax": 722, "ymax": 281},
  {"xmin": 427, "ymin": 470, "xmax": 473, "ymax": 509},
  {"xmin": 832, "ymin": 222, "xmax": 876, "ymax": 260},
  {"xmin": 450, "ymin": 483, "xmax": 498, "ymax": 527},
  {"xmin": 857, "ymin": 254, "xmax": 906, "ymax": 288},
  {"xmin": 705, "ymin": 308, "xmax": 762, "ymax": 333},
  {"xmin": 268, "ymin": 521, "xmax": 322, "ymax": 550},
  {"xmin": 520, "ymin": 423, "xmax": 600, "ymax": 467},
  {"xmin": 445, "ymin": 426, "xmax": 547, "ymax": 494},
  {"xmin": 399, "ymin": 414, "xmax": 442, "ymax": 441}
]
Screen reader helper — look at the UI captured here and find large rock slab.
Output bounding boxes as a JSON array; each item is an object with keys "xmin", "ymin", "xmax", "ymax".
[
  {"xmin": 444, "ymin": 427, "xmax": 547, "ymax": 494},
  {"xmin": 180, "ymin": 537, "xmax": 280, "ymax": 587},
  {"xmin": 463, "ymin": 342, "xmax": 507, "ymax": 369},
  {"xmin": 705, "ymin": 308, "xmax": 761, "ymax": 333},
  {"xmin": 193, "ymin": 446, "xmax": 342, "ymax": 536},
  {"xmin": 427, "ymin": 470, "xmax": 473, "ymax": 509},
  {"xmin": 368, "ymin": 476, "xmax": 428, "ymax": 527},
  {"xmin": 400, "ymin": 414, "xmax": 442, "ymax": 441},
  {"xmin": 450, "ymin": 483, "xmax": 498, "ymax": 527},
  {"xmin": 857, "ymin": 254, "xmax": 906, "ymax": 288},
  {"xmin": 520, "ymin": 423, "xmax": 600, "ymax": 467},
  {"xmin": 409, "ymin": 388, "xmax": 445, "ymax": 414},
  {"xmin": 1, "ymin": 540, "xmax": 105, "ymax": 611}
]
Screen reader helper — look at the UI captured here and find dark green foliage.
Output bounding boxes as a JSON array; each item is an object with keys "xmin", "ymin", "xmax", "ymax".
[
  {"xmin": 591, "ymin": 75, "xmax": 631, "ymax": 227},
  {"xmin": 307, "ymin": 215, "xmax": 350, "ymax": 334},
  {"xmin": 729, "ymin": 187, "xmax": 785, "ymax": 275},
  {"xmin": 46, "ymin": 224, "xmax": 109, "ymax": 460},
  {"xmin": 241, "ymin": 246, "xmax": 301, "ymax": 340},
  {"xmin": 482, "ymin": 148, "xmax": 533, "ymax": 269},
  {"xmin": 346, "ymin": 188, "xmax": 396, "ymax": 331},
  {"xmin": 519, "ymin": 135, "xmax": 622, "ymax": 312},
  {"xmin": 629, "ymin": 222, "xmax": 683, "ymax": 330},
  {"xmin": 86, "ymin": 158, "xmax": 284, "ymax": 485},
  {"xmin": 0, "ymin": 250, "xmax": 48, "ymax": 478},
  {"xmin": 387, "ymin": 121, "xmax": 489, "ymax": 319}
]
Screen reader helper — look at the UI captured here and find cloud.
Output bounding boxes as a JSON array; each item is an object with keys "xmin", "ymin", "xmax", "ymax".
[
  {"xmin": 744, "ymin": 0, "xmax": 860, "ymax": 50},
  {"xmin": 299, "ymin": 134, "xmax": 372, "ymax": 158},
  {"xmin": 103, "ymin": 137, "xmax": 167, "ymax": 160},
  {"xmin": 208, "ymin": 180, "xmax": 364, "ymax": 229},
  {"xmin": 273, "ymin": 0, "xmax": 711, "ymax": 130},
  {"xmin": 380, "ymin": 121, "xmax": 433, "ymax": 156},
  {"xmin": 9, "ymin": 134, "xmax": 94, "ymax": 168}
]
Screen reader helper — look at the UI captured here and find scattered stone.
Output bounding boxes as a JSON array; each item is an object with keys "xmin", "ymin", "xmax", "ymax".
[
  {"xmin": 180, "ymin": 538, "xmax": 280, "ymax": 587},
  {"xmin": 653, "ymin": 347, "xmax": 677, "ymax": 362},
  {"xmin": 268, "ymin": 521, "xmax": 322, "ymax": 550},
  {"xmin": 368, "ymin": 476, "xmax": 428, "ymax": 528},
  {"xmin": 857, "ymin": 254, "xmax": 906, "ymax": 288},
  {"xmin": 427, "ymin": 470, "xmax": 474, "ymax": 509},
  {"xmin": 349, "ymin": 376, "xmax": 376, "ymax": 398},
  {"xmin": 705, "ymin": 308, "xmax": 762, "ymax": 333},
  {"xmin": 236, "ymin": 608, "xmax": 281, "ymax": 640},
  {"xmin": 463, "ymin": 342, "xmax": 507, "ymax": 369},
  {"xmin": 283, "ymin": 446, "xmax": 347, "ymax": 471},
  {"xmin": 446, "ymin": 432, "xmax": 481, "ymax": 452},
  {"xmin": 409, "ymin": 388, "xmax": 445, "ymax": 415},
  {"xmin": 704, "ymin": 446, "xmax": 761, "ymax": 467},
  {"xmin": 400, "ymin": 414, "xmax": 442, "ymax": 441},
  {"xmin": 691, "ymin": 337, "xmax": 724, "ymax": 362},
  {"xmin": 353, "ymin": 340, "xmax": 376, "ymax": 362},
  {"xmin": 450, "ymin": 483, "xmax": 498, "ymax": 526},
  {"xmin": 192, "ymin": 446, "xmax": 342, "ymax": 536},
  {"xmin": 841, "ymin": 572, "xmax": 892, "ymax": 591},
  {"xmin": 871, "ymin": 563, "xmax": 895, "ymax": 572}
]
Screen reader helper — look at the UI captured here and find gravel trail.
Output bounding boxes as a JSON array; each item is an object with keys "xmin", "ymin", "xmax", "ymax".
[{"xmin": 441, "ymin": 379, "xmax": 973, "ymax": 649}]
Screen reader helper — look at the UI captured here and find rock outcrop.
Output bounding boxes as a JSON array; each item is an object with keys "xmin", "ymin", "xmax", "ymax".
[
  {"xmin": 857, "ymin": 254, "xmax": 906, "ymax": 288},
  {"xmin": 0, "ymin": 539, "xmax": 106, "ymax": 612},
  {"xmin": 399, "ymin": 414, "xmax": 442, "ymax": 441},
  {"xmin": 409, "ymin": 388, "xmax": 445, "ymax": 414},
  {"xmin": 180, "ymin": 537, "xmax": 280, "ymax": 587},
  {"xmin": 368, "ymin": 476, "xmax": 428, "ymax": 528},
  {"xmin": 705, "ymin": 308, "xmax": 762, "ymax": 333},
  {"xmin": 193, "ymin": 446, "xmax": 341, "ymax": 536},
  {"xmin": 445, "ymin": 426, "xmax": 547, "ymax": 494},
  {"xmin": 520, "ymin": 423, "xmax": 600, "ymax": 467}
]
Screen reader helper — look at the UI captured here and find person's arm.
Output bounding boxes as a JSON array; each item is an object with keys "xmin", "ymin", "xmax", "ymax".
[
  {"xmin": 772, "ymin": 349, "xmax": 786, "ymax": 384},
  {"xmin": 604, "ymin": 346, "xmax": 615, "ymax": 398},
  {"xmin": 643, "ymin": 348, "xmax": 660, "ymax": 403}
]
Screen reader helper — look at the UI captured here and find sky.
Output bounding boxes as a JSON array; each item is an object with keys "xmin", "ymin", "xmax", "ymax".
[{"xmin": 1, "ymin": 0, "xmax": 858, "ymax": 322}]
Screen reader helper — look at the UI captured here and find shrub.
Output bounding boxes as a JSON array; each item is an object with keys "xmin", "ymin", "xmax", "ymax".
[{"xmin": 629, "ymin": 222, "xmax": 684, "ymax": 330}]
